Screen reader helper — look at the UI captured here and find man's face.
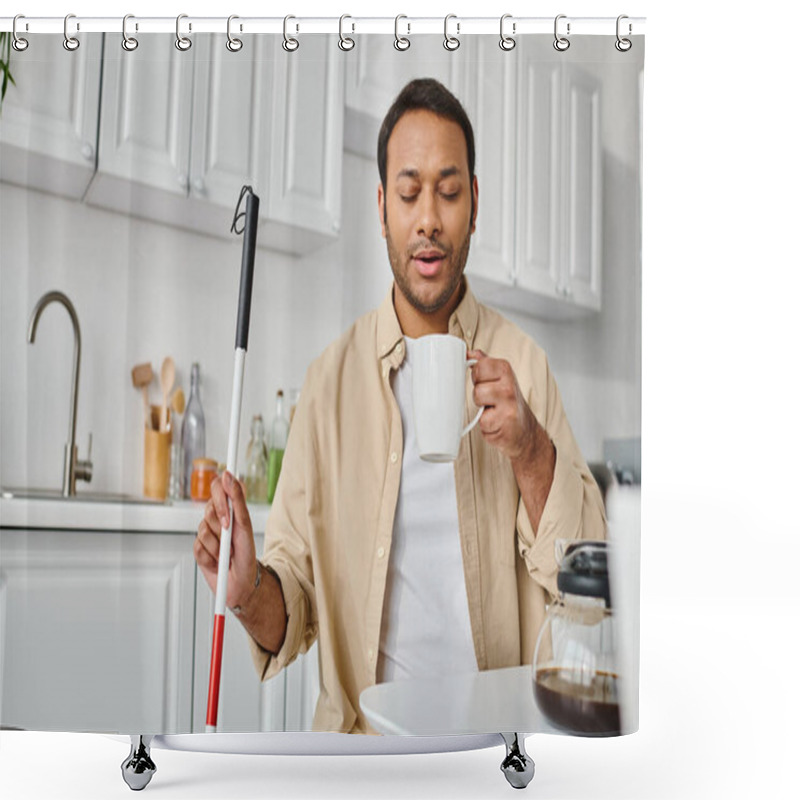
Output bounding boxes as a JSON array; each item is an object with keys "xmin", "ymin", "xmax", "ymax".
[{"xmin": 378, "ymin": 109, "xmax": 478, "ymax": 319}]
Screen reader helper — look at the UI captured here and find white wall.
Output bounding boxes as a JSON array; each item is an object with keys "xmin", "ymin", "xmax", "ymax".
[{"xmin": 1, "ymin": 57, "xmax": 641, "ymax": 494}]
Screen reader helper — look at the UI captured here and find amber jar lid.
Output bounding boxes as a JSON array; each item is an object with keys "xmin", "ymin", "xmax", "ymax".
[{"xmin": 192, "ymin": 458, "xmax": 218, "ymax": 472}]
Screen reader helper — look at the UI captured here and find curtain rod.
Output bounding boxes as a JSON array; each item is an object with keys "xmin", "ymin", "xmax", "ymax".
[{"xmin": 0, "ymin": 16, "xmax": 646, "ymax": 36}]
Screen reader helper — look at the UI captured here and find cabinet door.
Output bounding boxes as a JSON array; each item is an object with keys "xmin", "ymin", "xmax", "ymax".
[
  {"xmin": 0, "ymin": 33, "xmax": 101, "ymax": 199},
  {"xmin": 562, "ymin": 66, "xmax": 602, "ymax": 311},
  {"xmin": 189, "ymin": 34, "xmax": 274, "ymax": 212},
  {"xmin": 515, "ymin": 45, "xmax": 561, "ymax": 301},
  {"xmin": 88, "ymin": 34, "xmax": 193, "ymax": 216},
  {"xmin": 453, "ymin": 38, "xmax": 516, "ymax": 289},
  {"xmin": 0, "ymin": 529, "xmax": 195, "ymax": 733},
  {"xmin": 193, "ymin": 535, "xmax": 287, "ymax": 732},
  {"xmin": 264, "ymin": 34, "xmax": 344, "ymax": 252}
]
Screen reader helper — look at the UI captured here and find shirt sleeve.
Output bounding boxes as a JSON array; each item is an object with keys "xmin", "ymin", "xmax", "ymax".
[
  {"xmin": 516, "ymin": 355, "xmax": 607, "ymax": 599},
  {"xmin": 246, "ymin": 381, "xmax": 319, "ymax": 681}
]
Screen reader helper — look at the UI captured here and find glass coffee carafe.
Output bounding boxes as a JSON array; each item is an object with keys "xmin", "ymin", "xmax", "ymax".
[{"xmin": 533, "ymin": 540, "xmax": 621, "ymax": 736}]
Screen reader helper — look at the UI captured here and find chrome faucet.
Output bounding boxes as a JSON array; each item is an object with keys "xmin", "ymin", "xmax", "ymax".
[{"xmin": 27, "ymin": 291, "xmax": 93, "ymax": 496}]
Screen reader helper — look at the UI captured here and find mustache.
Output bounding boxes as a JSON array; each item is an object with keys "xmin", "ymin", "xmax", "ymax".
[{"xmin": 408, "ymin": 238, "xmax": 451, "ymax": 258}]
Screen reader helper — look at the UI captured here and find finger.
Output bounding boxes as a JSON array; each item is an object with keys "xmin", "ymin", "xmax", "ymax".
[
  {"xmin": 477, "ymin": 407, "xmax": 503, "ymax": 438},
  {"xmin": 210, "ymin": 475, "xmax": 231, "ymax": 529},
  {"xmin": 222, "ymin": 471, "xmax": 253, "ymax": 534},
  {"xmin": 471, "ymin": 356, "xmax": 510, "ymax": 386},
  {"xmin": 194, "ymin": 523, "xmax": 220, "ymax": 566},
  {"xmin": 203, "ymin": 496, "xmax": 223, "ymax": 537}
]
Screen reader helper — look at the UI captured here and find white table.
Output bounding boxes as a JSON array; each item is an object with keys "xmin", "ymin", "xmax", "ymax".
[{"xmin": 359, "ymin": 666, "xmax": 562, "ymax": 736}]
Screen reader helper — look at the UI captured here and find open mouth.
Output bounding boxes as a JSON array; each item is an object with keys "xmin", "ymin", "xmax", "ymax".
[{"xmin": 413, "ymin": 250, "xmax": 446, "ymax": 277}]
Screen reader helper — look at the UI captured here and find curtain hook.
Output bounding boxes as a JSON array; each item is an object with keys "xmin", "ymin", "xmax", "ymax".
[
  {"xmin": 226, "ymin": 15, "xmax": 243, "ymax": 52},
  {"xmin": 338, "ymin": 14, "xmax": 355, "ymax": 51},
  {"xmin": 283, "ymin": 15, "xmax": 299, "ymax": 52},
  {"xmin": 443, "ymin": 14, "xmax": 460, "ymax": 51},
  {"xmin": 394, "ymin": 15, "xmax": 410, "ymax": 51},
  {"xmin": 553, "ymin": 14, "xmax": 570, "ymax": 52},
  {"xmin": 615, "ymin": 14, "xmax": 632, "ymax": 52},
  {"xmin": 175, "ymin": 14, "xmax": 192, "ymax": 51},
  {"xmin": 12, "ymin": 15, "xmax": 29, "ymax": 52},
  {"xmin": 63, "ymin": 13, "xmax": 80, "ymax": 52},
  {"xmin": 499, "ymin": 14, "xmax": 516, "ymax": 51},
  {"xmin": 122, "ymin": 14, "xmax": 139, "ymax": 51}
]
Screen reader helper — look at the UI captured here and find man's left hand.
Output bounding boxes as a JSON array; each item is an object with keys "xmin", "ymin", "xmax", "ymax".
[{"xmin": 467, "ymin": 349, "xmax": 542, "ymax": 464}]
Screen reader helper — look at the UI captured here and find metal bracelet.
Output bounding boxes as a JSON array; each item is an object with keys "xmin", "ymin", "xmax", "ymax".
[{"xmin": 232, "ymin": 561, "xmax": 262, "ymax": 617}]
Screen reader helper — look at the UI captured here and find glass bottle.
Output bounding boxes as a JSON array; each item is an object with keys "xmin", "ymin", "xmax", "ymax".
[
  {"xmin": 181, "ymin": 363, "xmax": 206, "ymax": 499},
  {"xmin": 267, "ymin": 389, "xmax": 290, "ymax": 504},
  {"xmin": 244, "ymin": 414, "xmax": 269, "ymax": 504}
]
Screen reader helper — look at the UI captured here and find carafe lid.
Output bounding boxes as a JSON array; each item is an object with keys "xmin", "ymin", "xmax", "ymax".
[{"xmin": 557, "ymin": 540, "xmax": 611, "ymax": 607}]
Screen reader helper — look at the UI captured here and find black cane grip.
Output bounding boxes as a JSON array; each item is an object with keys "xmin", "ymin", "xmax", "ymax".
[{"xmin": 235, "ymin": 192, "xmax": 259, "ymax": 351}]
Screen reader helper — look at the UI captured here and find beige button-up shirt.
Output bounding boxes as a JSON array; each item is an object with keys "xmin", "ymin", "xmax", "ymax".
[{"xmin": 248, "ymin": 281, "xmax": 606, "ymax": 733}]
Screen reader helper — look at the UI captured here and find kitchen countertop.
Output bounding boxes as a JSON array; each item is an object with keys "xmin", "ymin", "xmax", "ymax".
[{"xmin": 0, "ymin": 494, "xmax": 270, "ymax": 533}]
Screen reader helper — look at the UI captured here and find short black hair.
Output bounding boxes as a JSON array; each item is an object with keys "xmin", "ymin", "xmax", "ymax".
[{"xmin": 377, "ymin": 78, "xmax": 476, "ymax": 194}]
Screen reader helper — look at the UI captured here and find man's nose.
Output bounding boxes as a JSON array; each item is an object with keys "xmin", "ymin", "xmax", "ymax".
[{"xmin": 416, "ymin": 190, "xmax": 442, "ymax": 238}]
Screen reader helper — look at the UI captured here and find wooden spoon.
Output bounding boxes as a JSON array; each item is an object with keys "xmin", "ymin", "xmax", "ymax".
[
  {"xmin": 160, "ymin": 357, "xmax": 175, "ymax": 432},
  {"xmin": 170, "ymin": 387, "xmax": 186, "ymax": 416},
  {"xmin": 131, "ymin": 362, "xmax": 154, "ymax": 429}
]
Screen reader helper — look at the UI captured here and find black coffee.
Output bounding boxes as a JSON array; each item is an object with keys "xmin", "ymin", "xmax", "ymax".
[{"xmin": 534, "ymin": 667, "xmax": 621, "ymax": 736}]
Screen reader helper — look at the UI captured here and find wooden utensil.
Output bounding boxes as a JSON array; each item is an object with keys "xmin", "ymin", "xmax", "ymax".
[
  {"xmin": 170, "ymin": 386, "xmax": 186, "ymax": 416},
  {"xmin": 131, "ymin": 362, "xmax": 154, "ymax": 429},
  {"xmin": 160, "ymin": 357, "xmax": 175, "ymax": 432}
]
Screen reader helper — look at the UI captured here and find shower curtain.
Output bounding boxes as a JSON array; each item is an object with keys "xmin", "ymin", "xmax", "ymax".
[{"xmin": 0, "ymin": 19, "xmax": 643, "ymax": 741}]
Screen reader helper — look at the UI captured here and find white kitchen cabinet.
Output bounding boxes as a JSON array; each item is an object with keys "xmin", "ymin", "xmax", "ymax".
[
  {"xmin": 87, "ymin": 34, "xmax": 344, "ymax": 255},
  {"xmin": 452, "ymin": 40, "xmax": 517, "ymax": 289},
  {"xmin": 88, "ymin": 34, "xmax": 193, "ymax": 206},
  {"xmin": 515, "ymin": 47, "xmax": 602, "ymax": 317},
  {"xmin": 0, "ymin": 33, "xmax": 102, "ymax": 200},
  {"xmin": 192, "ymin": 532, "xmax": 288, "ymax": 733},
  {"xmin": 560, "ymin": 66, "xmax": 602, "ymax": 312},
  {"xmin": 0, "ymin": 528, "xmax": 195, "ymax": 733}
]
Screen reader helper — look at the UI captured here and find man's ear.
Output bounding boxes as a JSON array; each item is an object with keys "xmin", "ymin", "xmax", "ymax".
[
  {"xmin": 378, "ymin": 183, "xmax": 387, "ymax": 239},
  {"xmin": 470, "ymin": 175, "xmax": 479, "ymax": 234}
]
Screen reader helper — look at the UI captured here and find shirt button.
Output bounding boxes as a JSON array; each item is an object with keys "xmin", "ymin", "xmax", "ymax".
[
  {"xmin": 390, "ymin": 452, "xmax": 398, "ymax": 463},
  {"xmin": 377, "ymin": 546, "xmax": 385, "ymax": 559},
  {"xmin": 395, "ymin": 343, "xmax": 402, "ymax": 353},
  {"xmin": 467, "ymin": 329, "xmax": 472, "ymax": 338},
  {"xmin": 368, "ymin": 648, "xmax": 375, "ymax": 661}
]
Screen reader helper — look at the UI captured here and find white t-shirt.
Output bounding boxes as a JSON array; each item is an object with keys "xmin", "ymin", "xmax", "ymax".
[{"xmin": 377, "ymin": 338, "xmax": 479, "ymax": 683}]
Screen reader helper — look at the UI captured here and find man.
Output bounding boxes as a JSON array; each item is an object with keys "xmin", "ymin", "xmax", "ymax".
[{"xmin": 194, "ymin": 78, "xmax": 606, "ymax": 734}]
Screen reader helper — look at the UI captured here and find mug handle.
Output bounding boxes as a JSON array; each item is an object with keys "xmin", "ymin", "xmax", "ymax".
[{"xmin": 462, "ymin": 359, "xmax": 485, "ymax": 437}]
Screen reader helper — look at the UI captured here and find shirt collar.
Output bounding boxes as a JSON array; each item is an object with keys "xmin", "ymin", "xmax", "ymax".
[{"xmin": 376, "ymin": 278, "xmax": 479, "ymax": 364}]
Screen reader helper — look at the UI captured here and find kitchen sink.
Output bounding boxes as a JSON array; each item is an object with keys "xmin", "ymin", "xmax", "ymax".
[{"xmin": 1, "ymin": 487, "xmax": 161, "ymax": 505}]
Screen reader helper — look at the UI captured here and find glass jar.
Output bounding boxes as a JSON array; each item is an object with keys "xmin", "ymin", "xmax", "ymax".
[
  {"xmin": 181, "ymin": 363, "xmax": 206, "ymax": 499},
  {"xmin": 190, "ymin": 458, "xmax": 218, "ymax": 502},
  {"xmin": 533, "ymin": 540, "xmax": 621, "ymax": 736},
  {"xmin": 243, "ymin": 414, "xmax": 269, "ymax": 504}
]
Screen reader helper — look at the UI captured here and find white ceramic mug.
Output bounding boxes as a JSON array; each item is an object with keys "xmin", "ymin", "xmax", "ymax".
[{"xmin": 408, "ymin": 334, "xmax": 485, "ymax": 463}]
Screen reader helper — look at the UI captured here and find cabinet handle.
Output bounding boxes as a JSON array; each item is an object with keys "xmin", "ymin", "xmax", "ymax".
[
  {"xmin": 81, "ymin": 143, "xmax": 94, "ymax": 162},
  {"xmin": 192, "ymin": 178, "xmax": 206, "ymax": 194},
  {"xmin": 177, "ymin": 174, "xmax": 189, "ymax": 189}
]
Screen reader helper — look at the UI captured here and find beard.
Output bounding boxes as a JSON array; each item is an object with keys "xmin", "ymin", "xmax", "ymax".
[{"xmin": 385, "ymin": 226, "xmax": 471, "ymax": 316}]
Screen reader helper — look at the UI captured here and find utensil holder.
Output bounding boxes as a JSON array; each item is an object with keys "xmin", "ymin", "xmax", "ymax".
[{"xmin": 144, "ymin": 407, "xmax": 172, "ymax": 500}]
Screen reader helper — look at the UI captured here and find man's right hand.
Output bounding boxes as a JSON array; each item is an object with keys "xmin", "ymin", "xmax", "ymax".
[{"xmin": 194, "ymin": 470, "xmax": 259, "ymax": 611}]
